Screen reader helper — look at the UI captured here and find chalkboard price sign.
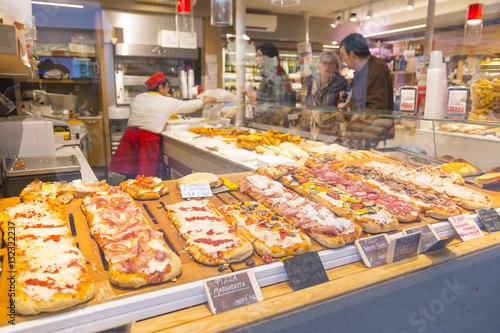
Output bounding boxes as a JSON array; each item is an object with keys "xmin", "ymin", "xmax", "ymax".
[
  {"xmin": 355, "ymin": 234, "xmax": 391, "ymax": 267},
  {"xmin": 402, "ymin": 224, "xmax": 440, "ymax": 253},
  {"xmin": 204, "ymin": 271, "xmax": 263, "ymax": 314},
  {"xmin": 283, "ymin": 252, "xmax": 329, "ymax": 291},
  {"xmin": 387, "ymin": 232, "xmax": 422, "ymax": 264},
  {"xmin": 476, "ymin": 208, "xmax": 500, "ymax": 233},
  {"xmin": 424, "ymin": 236, "xmax": 457, "ymax": 253}
]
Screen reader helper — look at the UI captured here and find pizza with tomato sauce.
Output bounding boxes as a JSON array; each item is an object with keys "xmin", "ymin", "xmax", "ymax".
[
  {"xmin": 81, "ymin": 187, "xmax": 181, "ymax": 288},
  {"xmin": 219, "ymin": 201, "xmax": 311, "ymax": 258},
  {"xmin": 1, "ymin": 199, "xmax": 94, "ymax": 315},
  {"xmin": 119, "ymin": 175, "xmax": 169, "ymax": 200},
  {"xmin": 278, "ymin": 170, "xmax": 399, "ymax": 234},
  {"xmin": 238, "ymin": 174, "xmax": 362, "ymax": 248},
  {"xmin": 166, "ymin": 199, "xmax": 254, "ymax": 266}
]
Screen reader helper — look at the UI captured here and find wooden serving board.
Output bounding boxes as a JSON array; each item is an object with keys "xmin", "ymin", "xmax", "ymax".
[{"xmin": 1, "ymin": 161, "xmax": 499, "ymax": 328}]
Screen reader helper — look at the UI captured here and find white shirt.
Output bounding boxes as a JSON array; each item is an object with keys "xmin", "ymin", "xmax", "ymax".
[{"xmin": 127, "ymin": 92, "xmax": 203, "ymax": 133}]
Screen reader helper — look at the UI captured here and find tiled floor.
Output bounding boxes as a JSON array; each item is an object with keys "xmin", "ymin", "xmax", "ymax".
[{"xmin": 232, "ymin": 246, "xmax": 500, "ymax": 333}]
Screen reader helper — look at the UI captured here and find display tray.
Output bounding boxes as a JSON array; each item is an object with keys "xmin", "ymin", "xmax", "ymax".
[
  {"xmin": 1, "ymin": 159, "xmax": 499, "ymax": 332},
  {"xmin": 3, "ymin": 155, "xmax": 80, "ymax": 177}
]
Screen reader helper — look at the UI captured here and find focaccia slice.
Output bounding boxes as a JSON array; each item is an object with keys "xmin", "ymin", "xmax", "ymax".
[
  {"xmin": 238, "ymin": 174, "xmax": 362, "ymax": 248},
  {"xmin": 119, "ymin": 175, "xmax": 169, "ymax": 200},
  {"xmin": 81, "ymin": 187, "xmax": 181, "ymax": 288},
  {"xmin": 1, "ymin": 199, "xmax": 94, "ymax": 315},
  {"xmin": 57, "ymin": 179, "xmax": 109, "ymax": 198},
  {"xmin": 219, "ymin": 201, "xmax": 311, "ymax": 257},
  {"xmin": 176, "ymin": 172, "xmax": 222, "ymax": 188},
  {"xmin": 166, "ymin": 199, "xmax": 253, "ymax": 266}
]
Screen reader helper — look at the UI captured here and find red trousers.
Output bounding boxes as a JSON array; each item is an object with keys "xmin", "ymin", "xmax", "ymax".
[{"xmin": 108, "ymin": 127, "xmax": 162, "ymax": 177}]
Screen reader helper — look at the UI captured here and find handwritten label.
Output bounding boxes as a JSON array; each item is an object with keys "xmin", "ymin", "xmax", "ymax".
[
  {"xmin": 448, "ymin": 214, "xmax": 484, "ymax": 241},
  {"xmin": 403, "ymin": 225, "xmax": 440, "ymax": 253},
  {"xmin": 204, "ymin": 271, "xmax": 263, "ymax": 314},
  {"xmin": 283, "ymin": 252, "xmax": 329, "ymax": 291},
  {"xmin": 424, "ymin": 236, "xmax": 457, "ymax": 253},
  {"xmin": 180, "ymin": 184, "xmax": 212, "ymax": 198},
  {"xmin": 355, "ymin": 234, "xmax": 390, "ymax": 267},
  {"xmin": 387, "ymin": 232, "xmax": 422, "ymax": 264},
  {"xmin": 160, "ymin": 29, "xmax": 179, "ymax": 48},
  {"xmin": 179, "ymin": 31, "xmax": 197, "ymax": 49},
  {"xmin": 476, "ymin": 208, "xmax": 500, "ymax": 233}
]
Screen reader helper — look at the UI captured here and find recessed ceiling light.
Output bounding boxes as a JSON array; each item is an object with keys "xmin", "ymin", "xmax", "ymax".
[{"xmin": 31, "ymin": 1, "xmax": 84, "ymax": 9}]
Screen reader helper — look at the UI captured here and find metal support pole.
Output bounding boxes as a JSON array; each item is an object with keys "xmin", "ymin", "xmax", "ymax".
[
  {"xmin": 234, "ymin": 0, "xmax": 246, "ymax": 126},
  {"xmin": 423, "ymin": 0, "xmax": 436, "ymax": 55}
]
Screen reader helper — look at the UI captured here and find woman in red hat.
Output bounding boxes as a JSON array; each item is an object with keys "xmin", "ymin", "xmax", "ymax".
[{"xmin": 109, "ymin": 72, "xmax": 216, "ymax": 179}]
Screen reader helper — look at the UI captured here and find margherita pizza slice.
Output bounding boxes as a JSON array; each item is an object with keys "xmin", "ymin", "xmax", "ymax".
[
  {"xmin": 219, "ymin": 201, "xmax": 311, "ymax": 257},
  {"xmin": 166, "ymin": 199, "xmax": 254, "ymax": 266},
  {"xmin": 279, "ymin": 170, "xmax": 399, "ymax": 234},
  {"xmin": 119, "ymin": 175, "xmax": 169, "ymax": 200},
  {"xmin": 57, "ymin": 179, "xmax": 109, "ymax": 198},
  {"xmin": 239, "ymin": 174, "xmax": 362, "ymax": 248},
  {"xmin": 1, "ymin": 199, "xmax": 94, "ymax": 315},
  {"xmin": 81, "ymin": 187, "xmax": 181, "ymax": 288}
]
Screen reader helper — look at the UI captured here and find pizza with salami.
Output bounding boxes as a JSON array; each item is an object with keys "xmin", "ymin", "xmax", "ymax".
[
  {"xmin": 1, "ymin": 199, "xmax": 94, "ymax": 315},
  {"xmin": 219, "ymin": 201, "xmax": 311, "ymax": 257},
  {"xmin": 119, "ymin": 175, "xmax": 169, "ymax": 200},
  {"xmin": 166, "ymin": 199, "xmax": 254, "ymax": 266},
  {"xmin": 81, "ymin": 187, "xmax": 181, "ymax": 288},
  {"xmin": 239, "ymin": 174, "xmax": 362, "ymax": 248}
]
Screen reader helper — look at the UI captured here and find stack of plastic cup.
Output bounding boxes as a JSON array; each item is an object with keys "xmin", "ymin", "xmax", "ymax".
[{"xmin": 424, "ymin": 50, "xmax": 447, "ymax": 119}]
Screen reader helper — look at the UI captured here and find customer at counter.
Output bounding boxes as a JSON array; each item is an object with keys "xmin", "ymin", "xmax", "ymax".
[
  {"xmin": 302, "ymin": 51, "xmax": 348, "ymax": 137},
  {"xmin": 337, "ymin": 33, "xmax": 394, "ymax": 149},
  {"xmin": 109, "ymin": 72, "xmax": 216, "ymax": 178}
]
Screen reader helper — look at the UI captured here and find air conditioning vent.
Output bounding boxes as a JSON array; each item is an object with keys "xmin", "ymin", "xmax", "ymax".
[{"xmin": 245, "ymin": 13, "xmax": 278, "ymax": 33}]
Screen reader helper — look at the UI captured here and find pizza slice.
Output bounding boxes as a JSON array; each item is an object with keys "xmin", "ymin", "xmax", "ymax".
[
  {"xmin": 1, "ymin": 199, "xmax": 94, "ymax": 315},
  {"xmin": 303, "ymin": 154, "xmax": 345, "ymax": 168},
  {"xmin": 219, "ymin": 201, "xmax": 311, "ymax": 257},
  {"xmin": 255, "ymin": 164, "xmax": 304, "ymax": 180},
  {"xmin": 279, "ymin": 170, "xmax": 399, "ymax": 234},
  {"xmin": 81, "ymin": 187, "xmax": 181, "ymax": 288},
  {"xmin": 57, "ymin": 179, "xmax": 109, "ymax": 198},
  {"xmin": 308, "ymin": 166, "xmax": 421, "ymax": 223},
  {"xmin": 119, "ymin": 175, "xmax": 169, "ymax": 200},
  {"xmin": 19, "ymin": 178, "xmax": 61, "ymax": 202},
  {"xmin": 166, "ymin": 199, "xmax": 254, "ymax": 266},
  {"xmin": 341, "ymin": 164, "xmax": 463, "ymax": 219},
  {"xmin": 238, "ymin": 174, "xmax": 362, "ymax": 248},
  {"xmin": 365, "ymin": 161, "xmax": 492, "ymax": 211},
  {"xmin": 175, "ymin": 172, "xmax": 223, "ymax": 188}
]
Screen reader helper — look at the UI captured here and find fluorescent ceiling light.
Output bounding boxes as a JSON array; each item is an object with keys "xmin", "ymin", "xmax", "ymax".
[
  {"xmin": 364, "ymin": 24, "xmax": 426, "ymax": 37},
  {"xmin": 32, "ymin": 1, "xmax": 84, "ymax": 8},
  {"xmin": 323, "ymin": 45, "xmax": 339, "ymax": 49}
]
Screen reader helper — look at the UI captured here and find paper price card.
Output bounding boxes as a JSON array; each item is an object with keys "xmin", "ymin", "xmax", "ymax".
[
  {"xmin": 402, "ymin": 224, "xmax": 440, "ymax": 253},
  {"xmin": 180, "ymin": 184, "xmax": 212, "ymax": 198},
  {"xmin": 355, "ymin": 234, "xmax": 391, "ymax": 267},
  {"xmin": 387, "ymin": 232, "xmax": 422, "ymax": 264},
  {"xmin": 448, "ymin": 214, "xmax": 484, "ymax": 241},
  {"xmin": 204, "ymin": 271, "xmax": 263, "ymax": 315},
  {"xmin": 283, "ymin": 252, "xmax": 329, "ymax": 291},
  {"xmin": 476, "ymin": 208, "xmax": 500, "ymax": 233}
]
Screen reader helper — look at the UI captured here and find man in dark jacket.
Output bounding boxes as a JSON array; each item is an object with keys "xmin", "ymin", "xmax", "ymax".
[{"xmin": 338, "ymin": 33, "xmax": 394, "ymax": 149}]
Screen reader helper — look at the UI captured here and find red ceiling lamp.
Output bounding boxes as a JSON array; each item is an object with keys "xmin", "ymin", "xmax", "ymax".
[{"xmin": 464, "ymin": 3, "xmax": 483, "ymax": 44}]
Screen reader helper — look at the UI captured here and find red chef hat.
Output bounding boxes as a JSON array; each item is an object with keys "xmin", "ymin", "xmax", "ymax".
[{"xmin": 145, "ymin": 72, "xmax": 166, "ymax": 90}]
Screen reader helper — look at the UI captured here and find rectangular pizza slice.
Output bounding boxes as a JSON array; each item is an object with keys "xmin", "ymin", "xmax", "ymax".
[
  {"xmin": 219, "ymin": 201, "xmax": 311, "ymax": 257},
  {"xmin": 238, "ymin": 174, "xmax": 362, "ymax": 248},
  {"xmin": 81, "ymin": 187, "xmax": 181, "ymax": 288},
  {"xmin": 1, "ymin": 199, "xmax": 94, "ymax": 315},
  {"xmin": 57, "ymin": 179, "xmax": 109, "ymax": 198},
  {"xmin": 166, "ymin": 199, "xmax": 254, "ymax": 266}
]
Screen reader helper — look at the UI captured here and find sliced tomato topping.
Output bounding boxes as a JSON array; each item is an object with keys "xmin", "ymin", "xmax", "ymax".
[
  {"xmin": 279, "ymin": 228, "xmax": 287, "ymax": 240},
  {"xmin": 327, "ymin": 191, "xmax": 340, "ymax": 200},
  {"xmin": 351, "ymin": 203, "xmax": 365, "ymax": 210},
  {"xmin": 262, "ymin": 254, "xmax": 273, "ymax": 263}
]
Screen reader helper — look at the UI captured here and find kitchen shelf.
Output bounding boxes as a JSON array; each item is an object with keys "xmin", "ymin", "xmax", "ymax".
[{"xmin": 19, "ymin": 78, "xmax": 98, "ymax": 84}]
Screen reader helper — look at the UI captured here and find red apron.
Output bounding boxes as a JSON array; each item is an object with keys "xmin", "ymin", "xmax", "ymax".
[{"xmin": 108, "ymin": 127, "xmax": 161, "ymax": 177}]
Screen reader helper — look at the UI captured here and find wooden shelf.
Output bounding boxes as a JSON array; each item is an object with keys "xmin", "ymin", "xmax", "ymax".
[{"xmin": 19, "ymin": 78, "xmax": 98, "ymax": 84}]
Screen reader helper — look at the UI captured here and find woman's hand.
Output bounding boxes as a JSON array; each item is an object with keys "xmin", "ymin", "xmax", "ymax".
[
  {"xmin": 202, "ymin": 96, "xmax": 217, "ymax": 105},
  {"xmin": 245, "ymin": 90, "xmax": 257, "ymax": 103}
]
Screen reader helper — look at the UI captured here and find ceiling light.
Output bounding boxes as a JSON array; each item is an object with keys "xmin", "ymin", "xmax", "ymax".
[
  {"xmin": 350, "ymin": 13, "xmax": 357, "ymax": 22},
  {"xmin": 31, "ymin": 1, "xmax": 84, "ymax": 8},
  {"xmin": 366, "ymin": 8, "xmax": 373, "ymax": 20},
  {"xmin": 331, "ymin": 20, "xmax": 339, "ymax": 28},
  {"xmin": 323, "ymin": 45, "xmax": 339, "ymax": 49},
  {"xmin": 271, "ymin": 0, "xmax": 300, "ymax": 6},
  {"xmin": 467, "ymin": 3, "xmax": 483, "ymax": 25},
  {"xmin": 363, "ymin": 24, "xmax": 426, "ymax": 38},
  {"xmin": 332, "ymin": 41, "xmax": 338, "ymax": 45},
  {"xmin": 407, "ymin": 0, "xmax": 415, "ymax": 11}
]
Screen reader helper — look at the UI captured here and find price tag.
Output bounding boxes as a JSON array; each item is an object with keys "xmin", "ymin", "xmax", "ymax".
[
  {"xmin": 204, "ymin": 271, "xmax": 263, "ymax": 315},
  {"xmin": 402, "ymin": 224, "xmax": 440, "ymax": 253},
  {"xmin": 180, "ymin": 184, "xmax": 212, "ymax": 198},
  {"xmin": 476, "ymin": 208, "xmax": 500, "ymax": 233},
  {"xmin": 160, "ymin": 29, "xmax": 179, "ymax": 48},
  {"xmin": 424, "ymin": 236, "xmax": 458, "ymax": 253},
  {"xmin": 283, "ymin": 252, "xmax": 329, "ymax": 291},
  {"xmin": 448, "ymin": 214, "xmax": 484, "ymax": 241},
  {"xmin": 179, "ymin": 31, "xmax": 197, "ymax": 49},
  {"xmin": 387, "ymin": 232, "xmax": 422, "ymax": 264},
  {"xmin": 354, "ymin": 234, "xmax": 390, "ymax": 267}
]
